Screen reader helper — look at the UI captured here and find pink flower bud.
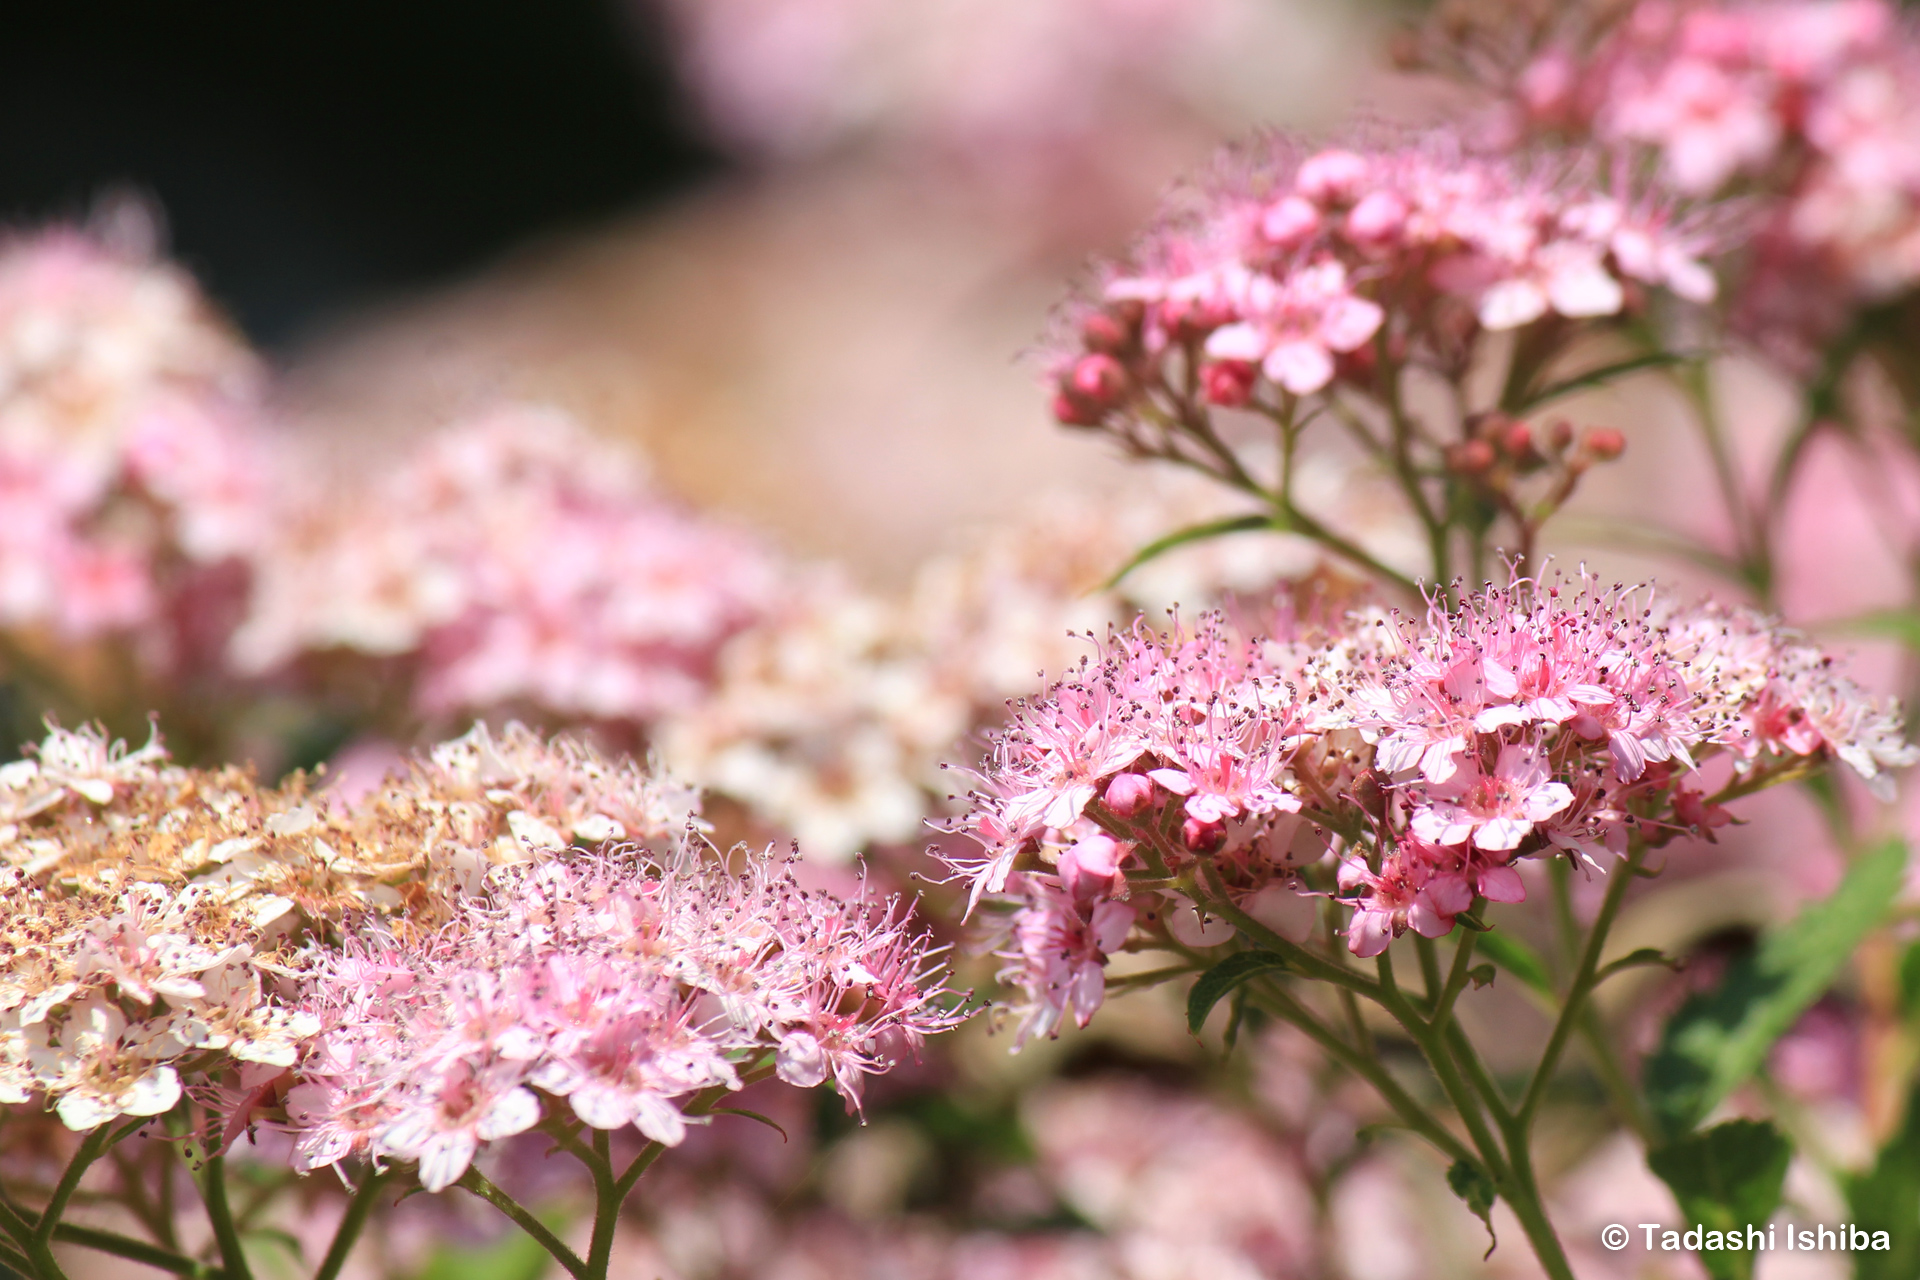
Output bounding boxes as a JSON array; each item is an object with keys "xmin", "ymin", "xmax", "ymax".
[
  {"xmin": 1202, "ymin": 360, "xmax": 1257, "ymax": 408},
  {"xmin": 1081, "ymin": 310, "xmax": 1132, "ymax": 353},
  {"xmin": 1295, "ymin": 149, "xmax": 1369, "ymax": 203},
  {"xmin": 1103, "ymin": 772, "xmax": 1156, "ymax": 817},
  {"xmin": 1260, "ymin": 195, "xmax": 1320, "ymax": 246},
  {"xmin": 1070, "ymin": 353, "xmax": 1127, "ymax": 403},
  {"xmin": 1344, "ymin": 190, "xmax": 1408, "ymax": 245},
  {"xmin": 1583, "ymin": 426, "xmax": 1626, "ymax": 461},
  {"xmin": 1059, "ymin": 834, "xmax": 1127, "ymax": 899},
  {"xmin": 1052, "ymin": 390, "xmax": 1102, "ymax": 426},
  {"xmin": 1182, "ymin": 816, "xmax": 1224, "ymax": 853}
]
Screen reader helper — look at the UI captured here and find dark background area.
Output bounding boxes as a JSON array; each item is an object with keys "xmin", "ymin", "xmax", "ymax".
[{"xmin": 0, "ymin": 0, "xmax": 719, "ymax": 345}]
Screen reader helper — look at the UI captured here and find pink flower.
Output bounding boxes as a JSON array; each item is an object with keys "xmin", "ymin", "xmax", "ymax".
[
  {"xmin": 1000, "ymin": 883, "xmax": 1135, "ymax": 1047},
  {"xmin": 1410, "ymin": 743, "xmax": 1575, "ymax": 852}
]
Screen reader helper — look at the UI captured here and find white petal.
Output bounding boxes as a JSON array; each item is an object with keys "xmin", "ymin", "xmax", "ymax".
[
  {"xmin": 632, "ymin": 1095, "xmax": 688, "ymax": 1147},
  {"xmin": 1477, "ymin": 279, "xmax": 1548, "ymax": 330},
  {"xmin": 477, "ymin": 1086, "xmax": 542, "ymax": 1141}
]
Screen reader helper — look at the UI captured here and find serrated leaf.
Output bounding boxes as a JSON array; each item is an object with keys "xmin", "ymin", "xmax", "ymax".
[
  {"xmin": 1844, "ymin": 1082, "xmax": 1920, "ymax": 1280},
  {"xmin": 1647, "ymin": 1120, "xmax": 1791, "ymax": 1280},
  {"xmin": 1644, "ymin": 839, "xmax": 1905, "ymax": 1140},
  {"xmin": 1446, "ymin": 1159, "xmax": 1498, "ymax": 1257},
  {"xmin": 1103, "ymin": 515, "xmax": 1274, "ymax": 590},
  {"xmin": 1186, "ymin": 951, "xmax": 1288, "ymax": 1035},
  {"xmin": 1474, "ymin": 930, "xmax": 1553, "ymax": 998}
]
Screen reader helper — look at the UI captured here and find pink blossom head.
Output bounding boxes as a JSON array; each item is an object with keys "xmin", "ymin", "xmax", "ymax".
[{"xmin": 1047, "ymin": 131, "xmax": 1727, "ymax": 427}]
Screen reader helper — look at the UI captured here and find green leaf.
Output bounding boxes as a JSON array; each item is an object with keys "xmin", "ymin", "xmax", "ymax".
[
  {"xmin": 1515, "ymin": 350, "xmax": 1696, "ymax": 412},
  {"xmin": 1467, "ymin": 964, "xmax": 1496, "ymax": 990},
  {"xmin": 1595, "ymin": 947, "xmax": 1677, "ymax": 984},
  {"xmin": 1900, "ymin": 941, "xmax": 1920, "ymax": 1021},
  {"xmin": 1825, "ymin": 607, "xmax": 1920, "ymax": 656},
  {"xmin": 712, "ymin": 1107, "xmax": 790, "ymax": 1143},
  {"xmin": 1446, "ymin": 1159, "xmax": 1498, "ymax": 1257},
  {"xmin": 1647, "ymin": 1120, "xmax": 1792, "ymax": 1280},
  {"xmin": 1186, "ymin": 951, "xmax": 1288, "ymax": 1035},
  {"xmin": 1845, "ymin": 1082, "xmax": 1920, "ymax": 1280},
  {"xmin": 418, "ymin": 1222, "xmax": 556, "ymax": 1280},
  {"xmin": 1644, "ymin": 839, "xmax": 1906, "ymax": 1140},
  {"xmin": 1474, "ymin": 930, "xmax": 1554, "ymax": 999},
  {"xmin": 1103, "ymin": 515, "xmax": 1273, "ymax": 590}
]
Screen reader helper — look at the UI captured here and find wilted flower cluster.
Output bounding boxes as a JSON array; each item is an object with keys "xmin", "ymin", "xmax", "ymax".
[
  {"xmin": 957, "ymin": 577, "xmax": 1915, "ymax": 1040},
  {"xmin": 233, "ymin": 405, "xmax": 780, "ymax": 726},
  {"xmin": 0, "ymin": 219, "xmax": 263, "ymax": 657},
  {"xmin": 287, "ymin": 846, "xmax": 967, "ymax": 1193},
  {"xmin": 1050, "ymin": 133, "xmax": 1720, "ymax": 426}
]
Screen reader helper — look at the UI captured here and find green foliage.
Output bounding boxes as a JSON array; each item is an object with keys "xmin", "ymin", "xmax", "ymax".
[
  {"xmin": 1647, "ymin": 1120, "xmax": 1792, "ymax": 1280},
  {"xmin": 1103, "ymin": 515, "xmax": 1273, "ymax": 589},
  {"xmin": 1446, "ymin": 1159, "xmax": 1498, "ymax": 1256},
  {"xmin": 1845, "ymin": 1084, "xmax": 1920, "ymax": 1280},
  {"xmin": 1512, "ymin": 350, "xmax": 1696, "ymax": 412},
  {"xmin": 1643, "ymin": 840, "xmax": 1905, "ymax": 1140},
  {"xmin": 1185, "ymin": 951, "xmax": 1288, "ymax": 1035},
  {"xmin": 416, "ymin": 1224, "xmax": 555, "ymax": 1280},
  {"xmin": 1474, "ymin": 930, "xmax": 1554, "ymax": 999},
  {"xmin": 1595, "ymin": 948, "xmax": 1677, "ymax": 984}
]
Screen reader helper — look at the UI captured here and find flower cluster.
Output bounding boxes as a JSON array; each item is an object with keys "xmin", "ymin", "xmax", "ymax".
[
  {"xmin": 233, "ymin": 405, "xmax": 780, "ymax": 726},
  {"xmin": 1049, "ymin": 134, "xmax": 1720, "ymax": 427},
  {"xmin": 0, "ymin": 719, "xmax": 700, "ymax": 1133},
  {"xmin": 658, "ymin": 463, "xmax": 1406, "ymax": 859},
  {"xmin": 286, "ymin": 847, "xmax": 967, "ymax": 1192},
  {"xmin": 0, "ymin": 220, "xmax": 263, "ymax": 656},
  {"xmin": 955, "ymin": 577, "xmax": 1915, "ymax": 1039},
  {"xmin": 1493, "ymin": 0, "xmax": 1920, "ymax": 335}
]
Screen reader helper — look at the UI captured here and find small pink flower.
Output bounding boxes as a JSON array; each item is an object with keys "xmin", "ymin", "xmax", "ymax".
[{"xmin": 1409, "ymin": 743, "xmax": 1575, "ymax": 852}]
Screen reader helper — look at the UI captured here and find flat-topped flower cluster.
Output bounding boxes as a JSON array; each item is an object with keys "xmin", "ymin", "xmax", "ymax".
[
  {"xmin": 289, "ymin": 847, "xmax": 966, "ymax": 1192},
  {"xmin": 0, "ymin": 720, "xmax": 963, "ymax": 1197},
  {"xmin": 0, "ymin": 223, "xmax": 262, "ymax": 655},
  {"xmin": 1050, "ymin": 134, "xmax": 1720, "ymax": 427},
  {"xmin": 235, "ymin": 406, "xmax": 781, "ymax": 726},
  {"xmin": 952, "ymin": 577, "xmax": 1915, "ymax": 1042},
  {"xmin": 1457, "ymin": 0, "xmax": 1920, "ymax": 348}
]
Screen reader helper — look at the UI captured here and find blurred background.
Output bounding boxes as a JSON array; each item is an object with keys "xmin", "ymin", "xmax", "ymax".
[
  {"xmin": 8, "ymin": 3, "xmax": 1910, "ymax": 1278},
  {"xmin": 0, "ymin": 0, "xmax": 1379, "ymax": 579}
]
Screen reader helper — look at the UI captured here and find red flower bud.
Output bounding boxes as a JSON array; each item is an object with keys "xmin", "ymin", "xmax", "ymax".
[
  {"xmin": 1583, "ymin": 427, "xmax": 1626, "ymax": 461},
  {"xmin": 1202, "ymin": 360, "xmax": 1257, "ymax": 408}
]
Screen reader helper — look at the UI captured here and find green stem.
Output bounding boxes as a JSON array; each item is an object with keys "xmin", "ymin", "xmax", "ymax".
[
  {"xmin": 194, "ymin": 1152, "xmax": 252, "ymax": 1280},
  {"xmin": 1377, "ymin": 955, "xmax": 1511, "ymax": 1185},
  {"xmin": 586, "ymin": 1132, "xmax": 618, "ymax": 1280},
  {"xmin": 1578, "ymin": 1005, "xmax": 1652, "ymax": 1143},
  {"xmin": 1430, "ymin": 926, "xmax": 1481, "ymax": 1035},
  {"xmin": 310, "ymin": 1165, "xmax": 387, "ymax": 1280},
  {"xmin": 456, "ymin": 1168, "xmax": 586, "ymax": 1280},
  {"xmin": 1190, "ymin": 863, "xmax": 1381, "ymax": 1000},
  {"xmin": 50, "ymin": 1225, "xmax": 222, "ymax": 1280},
  {"xmin": 1519, "ymin": 845, "xmax": 1644, "ymax": 1130},
  {"xmin": 1245, "ymin": 981, "xmax": 1475, "ymax": 1167}
]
